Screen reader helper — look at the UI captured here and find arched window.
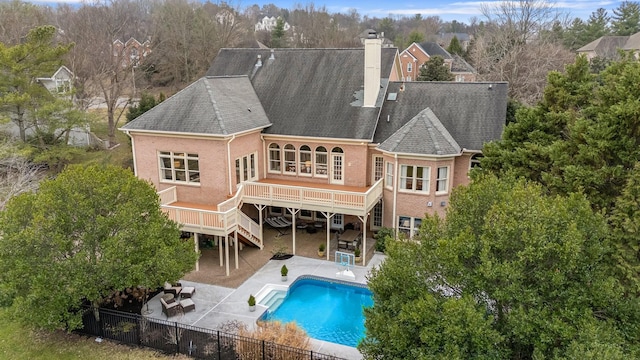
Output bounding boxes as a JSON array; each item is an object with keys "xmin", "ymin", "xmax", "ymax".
[
  {"xmin": 315, "ymin": 146, "xmax": 327, "ymax": 176},
  {"xmin": 299, "ymin": 145, "xmax": 312, "ymax": 175},
  {"xmin": 470, "ymin": 153, "xmax": 483, "ymax": 169},
  {"xmin": 284, "ymin": 144, "xmax": 296, "ymax": 173},
  {"xmin": 268, "ymin": 143, "xmax": 281, "ymax": 172}
]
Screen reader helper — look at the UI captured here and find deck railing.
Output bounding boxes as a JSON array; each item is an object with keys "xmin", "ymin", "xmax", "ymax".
[{"xmin": 242, "ymin": 178, "xmax": 384, "ymax": 216}]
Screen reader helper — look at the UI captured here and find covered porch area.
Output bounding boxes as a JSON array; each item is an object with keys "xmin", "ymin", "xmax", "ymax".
[{"xmin": 182, "ymin": 227, "xmax": 377, "ymax": 289}]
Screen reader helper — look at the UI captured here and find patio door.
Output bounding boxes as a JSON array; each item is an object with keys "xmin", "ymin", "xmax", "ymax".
[
  {"xmin": 330, "ymin": 147, "xmax": 344, "ymax": 185},
  {"xmin": 331, "ymin": 214, "xmax": 344, "ymax": 231}
]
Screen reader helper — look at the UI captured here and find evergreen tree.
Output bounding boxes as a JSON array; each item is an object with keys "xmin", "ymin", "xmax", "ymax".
[
  {"xmin": 271, "ymin": 17, "xmax": 287, "ymax": 48},
  {"xmin": 446, "ymin": 35, "xmax": 464, "ymax": 56},
  {"xmin": 585, "ymin": 8, "xmax": 611, "ymax": 40},
  {"xmin": 126, "ymin": 92, "xmax": 164, "ymax": 123},
  {"xmin": 417, "ymin": 55, "xmax": 454, "ymax": 81},
  {"xmin": 611, "ymin": 1, "xmax": 640, "ymax": 35},
  {"xmin": 406, "ymin": 30, "xmax": 424, "ymax": 45}
]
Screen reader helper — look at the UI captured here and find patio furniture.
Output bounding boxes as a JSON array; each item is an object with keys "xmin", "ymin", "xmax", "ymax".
[
  {"xmin": 338, "ymin": 230, "xmax": 361, "ymax": 251},
  {"xmin": 265, "ymin": 217, "xmax": 290, "ymax": 235},
  {"xmin": 161, "ymin": 293, "xmax": 175, "ymax": 304},
  {"xmin": 181, "ymin": 286, "xmax": 196, "ymax": 298},
  {"xmin": 180, "ymin": 298, "xmax": 195, "ymax": 313},
  {"xmin": 163, "ymin": 282, "xmax": 182, "ymax": 296},
  {"xmin": 161, "ymin": 297, "xmax": 180, "ymax": 317}
]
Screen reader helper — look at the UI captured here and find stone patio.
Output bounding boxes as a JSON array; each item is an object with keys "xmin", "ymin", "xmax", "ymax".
[{"xmin": 144, "ymin": 230, "xmax": 384, "ymax": 360}]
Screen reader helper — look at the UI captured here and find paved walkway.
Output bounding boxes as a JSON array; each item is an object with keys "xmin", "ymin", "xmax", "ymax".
[{"xmin": 144, "ymin": 254, "xmax": 386, "ymax": 360}]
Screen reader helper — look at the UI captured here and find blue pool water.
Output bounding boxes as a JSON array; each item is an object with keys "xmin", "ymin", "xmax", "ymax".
[{"xmin": 260, "ymin": 276, "xmax": 373, "ymax": 347}]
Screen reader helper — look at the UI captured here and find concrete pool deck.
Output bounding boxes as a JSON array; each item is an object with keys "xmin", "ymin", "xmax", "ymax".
[{"xmin": 144, "ymin": 253, "xmax": 386, "ymax": 360}]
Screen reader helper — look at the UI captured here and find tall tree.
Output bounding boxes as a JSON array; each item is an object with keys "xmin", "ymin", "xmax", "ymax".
[
  {"xmin": 0, "ymin": 25, "xmax": 73, "ymax": 142},
  {"xmin": 360, "ymin": 175, "xmax": 640, "ymax": 359},
  {"xmin": 271, "ymin": 17, "xmax": 287, "ymax": 47},
  {"xmin": 0, "ymin": 164, "xmax": 197, "ymax": 331},
  {"xmin": 611, "ymin": 1, "xmax": 640, "ymax": 35},
  {"xmin": 471, "ymin": 0, "xmax": 574, "ymax": 104},
  {"xmin": 446, "ymin": 35, "xmax": 464, "ymax": 56},
  {"xmin": 417, "ymin": 55, "xmax": 454, "ymax": 81},
  {"xmin": 0, "ymin": 0, "xmax": 47, "ymax": 45}
]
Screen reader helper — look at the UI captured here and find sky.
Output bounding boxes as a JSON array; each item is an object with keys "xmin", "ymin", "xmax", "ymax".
[{"xmin": 27, "ymin": 0, "xmax": 626, "ymax": 24}]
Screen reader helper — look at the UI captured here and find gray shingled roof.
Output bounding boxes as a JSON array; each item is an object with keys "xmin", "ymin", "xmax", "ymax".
[
  {"xmin": 206, "ymin": 48, "xmax": 397, "ymax": 140},
  {"xmin": 378, "ymin": 108, "xmax": 460, "ymax": 155},
  {"xmin": 418, "ymin": 42, "xmax": 452, "ymax": 59},
  {"xmin": 577, "ymin": 36, "xmax": 629, "ymax": 58},
  {"xmin": 121, "ymin": 76, "xmax": 271, "ymax": 135},
  {"xmin": 623, "ymin": 32, "xmax": 640, "ymax": 50},
  {"xmin": 451, "ymin": 54, "xmax": 475, "ymax": 73},
  {"xmin": 374, "ymin": 82, "xmax": 507, "ymax": 151}
]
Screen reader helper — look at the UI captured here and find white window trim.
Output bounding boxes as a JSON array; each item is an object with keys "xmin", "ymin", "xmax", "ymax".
[
  {"xmin": 372, "ymin": 155, "xmax": 384, "ymax": 182},
  {"xmin": 407, "ymin": 62, "xmax": 412, "ymax": 73},
  {"xmin": 299, "ymin": 146, "xmax": 312, "ymax": 176},
  {"xmin": 235, "ymin": 152, "xmax": 258, "ymax": 184},
  {"xmin": 158, "ymin": 151, "xmax": 200, "ymax": 186},
  {"xmin": 399, "ymin": 165, "xmax": 430, "ymax": 194},
  {"xmin": 398, "ymin": 216, "xmax": 421, "ymax": 239},
  {"xmin": 268, "ymin": 143, "xmax": 281, "ymax": 173},
  {"xmin": 436, "ymin": 166, "xmax": 450, "ymax": 194},
  {"xmin": 385, "ymin": 162, "xmax": 394, "ymax": 189},
  {"xmin": 371, "ymin": 201, "xmax": 383, "ymax": 230},
  {"xmin": 315, "ymin": 147, "xmax": 328, "ymax": 178},
  {"xmin": 284, "ymin": 144, "xmax": 296, "ymax": 174}
]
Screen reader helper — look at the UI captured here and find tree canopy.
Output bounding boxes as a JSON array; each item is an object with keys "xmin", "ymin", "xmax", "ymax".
[
  {"xmin": 0, "ymin": 164, "xmax": 197, "ymax": 330},
  {"xmin": 417, "ymin": 55, "xmax": 454, "ymax": 81},
  {"xmin": 360, "ymin": 175, "xmax": 640, "ymax": 359}
]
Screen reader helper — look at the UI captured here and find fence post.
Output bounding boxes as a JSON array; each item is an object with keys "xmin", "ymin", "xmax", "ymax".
[
  {"xmin": 262, "ymin": 339, "xmax": 266, "ymax": 360},
  {"xmin": 310, "ymin": 350, "xmax": 313, "ymax": 360},
  {"xmin": 99, "ymin": 308, "xmax": 105, "ymax": 338},
  {"xmin": 175, "ymin": 322, "xmax": 179, "ymax": 355},
  {"xmin": 217, "ymin": 331, "xmax": 221, "ymax": 359}
]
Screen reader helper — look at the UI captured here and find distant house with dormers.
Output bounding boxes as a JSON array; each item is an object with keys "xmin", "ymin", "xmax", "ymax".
[
  {"xmin": 577, "ymin": 32, "xmax": 640, "ymax": 60},
  {"xmin": 399, "ymin": 42, "xmax": 476, "ymax": 82},
  {"xmin": 36, "ymin": 65, "xmax": 73, "ymax": 94},
  {"xmin": 254, "ymin": 16, "xmax": 291, "ymax": 32},
  {"xmin": 112, "ymin": 37, "xmax": 151, "ymax": 68}
]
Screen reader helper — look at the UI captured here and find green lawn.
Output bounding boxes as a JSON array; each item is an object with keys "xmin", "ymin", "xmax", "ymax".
[{"xmin": 0, "ymin": 308, "xmax": 187, "ymax": 359}]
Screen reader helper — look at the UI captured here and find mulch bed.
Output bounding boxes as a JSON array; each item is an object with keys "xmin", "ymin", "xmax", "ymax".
[{"xmin": 270, "ymin": 254, "xmax": 293, "ymax": 260}]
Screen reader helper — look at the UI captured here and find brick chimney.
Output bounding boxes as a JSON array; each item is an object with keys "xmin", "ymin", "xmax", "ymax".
[{"xmin": 363, "ymin": 31, "xmax": 382, "ymax": 107}]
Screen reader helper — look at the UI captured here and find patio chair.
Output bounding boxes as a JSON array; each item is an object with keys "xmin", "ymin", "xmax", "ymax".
[
  {"xmin": 163, "ymin": 282, "xmax": 182, "ymax": 296},
  {"xmin": 265, "ymin": 217, "xmax": 289, "ymax": 235},
  {"xmin": 180, "ymin": 298, "xmax": 196, "ymax": 313},
  {"xmin": 161, "ymin": 297, "xmax": 180, "ymax": 317},
  {"xmin": 276, "ymin": 216, "xmax": 292, "ymax": 226}
]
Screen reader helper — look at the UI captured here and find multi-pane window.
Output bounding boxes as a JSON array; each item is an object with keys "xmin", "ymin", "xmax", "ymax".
[
  {"xmin": 268, "ymin": 143, "xmax": 281, "ymax": 172},
  {"xmin": 299, "ymin": 145, "xmax": 312, "ymax": 175},
  {"xmin": 159, "ymin": 151, "xmax": 200, "ymax": 184},
  {"xmin": 407, "ymin": 62, "xmax": 412, "ymax": 73},
  {"xmin": 315, "ymin": 146, "xmax": 328, "ymax": 176},
  {"xmin": 400, "ymin": 165, "xmax": 429, "ymax": 192},
  {"xmin": 284, "ymin": 144, "xmax": 296, "ymax": 173},
  {"xmin": 235, "ymin": 153, "xmax": 257, "ymax": 185},
  {"xmin": 331, "ymin": 147, "xmax": 343, "ymax": 183},
  {"xmin": 436, "ymin": 166, "xmax": 449, "ymax": 193},
  {"xmin": 372, "ymin": 201, "xmax": 383, "ymax": 228},
  {"xmin": 373, "ymin": 155, "xmax": 384, "ymax": 181},
  {"xmin": 385, "ymin": 162, "xmax": 394, "ymax": 188},
  {"xmin": 398, "ymin": 216, "xmax": 421, "ymax": 238}
]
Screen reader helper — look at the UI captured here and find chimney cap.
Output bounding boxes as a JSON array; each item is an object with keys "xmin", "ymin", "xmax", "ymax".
[{"xmin": 367, "ymin": 30, "xmax": 377, "ymax": 39}]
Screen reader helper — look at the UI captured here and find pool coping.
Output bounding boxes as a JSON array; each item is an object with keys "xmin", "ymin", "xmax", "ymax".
[{"xmin": 144, "ymin": 253, "xmax": 386, "ymax": 360}]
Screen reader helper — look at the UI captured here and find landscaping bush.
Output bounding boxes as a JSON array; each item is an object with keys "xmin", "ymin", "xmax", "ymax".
[{"xmin": 374, "ymin": 227, "xmax": 394, "ymax": 253}]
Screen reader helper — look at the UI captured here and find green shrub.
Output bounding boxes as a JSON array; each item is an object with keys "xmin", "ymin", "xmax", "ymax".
[{"xmin": 374, "ymin": 227, "xmax": 394, "ymax": 253}]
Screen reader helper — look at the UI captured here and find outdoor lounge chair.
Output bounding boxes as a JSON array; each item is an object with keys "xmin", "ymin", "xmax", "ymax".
[
  {"xmin": 161, "ymin": 297, "xmax": 180, "ymax": 317},
  {"xmin": 163, "ymin": 282, "xmax": 182, "ymax": 296},
  {"xmin": 265, "ymin": 217, "xmax": 289, "ymax": 235},
  {"xmin": 275, "ymin": 216, "xmax": 292, "ymax": 226}
]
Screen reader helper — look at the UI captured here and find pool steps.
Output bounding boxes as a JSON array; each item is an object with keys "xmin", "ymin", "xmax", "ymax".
[{"xmin": 254, "ymin": 283, "xmax": 289, "ymax": 310}]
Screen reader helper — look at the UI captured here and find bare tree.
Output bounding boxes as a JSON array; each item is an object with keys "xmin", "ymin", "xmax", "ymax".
[
  {"xmin": 0, "ymin": 141, "xmax": 45, "ymax": 210},
  {"xmin": 472, "ymin": 0, "xmax": 574, "ymax": 104},
  {"xmin": 58, "ymin": 0, "xmax": 145, "ymax": 146},
  {"xmin": 0, "ymin": 0, "xmax": 48, "ymax": 45}
]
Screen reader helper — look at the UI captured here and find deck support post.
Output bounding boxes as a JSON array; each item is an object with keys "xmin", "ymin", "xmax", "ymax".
[
  {"xmin": 288, "ymin": 208, "xmax": 300, "ymax": 255},
  {"xmin": 194, "ymin": 233, "xmax": 200, "ymax": 271}
]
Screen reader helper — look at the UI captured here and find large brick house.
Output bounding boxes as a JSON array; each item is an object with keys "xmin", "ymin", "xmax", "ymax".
[
  {"xmin": 399, "ymin": 41, "xmax": 476, "ymax": 82},
  {"xmin": 121, "ymin": 33, "xmax": 507, "ymax": 275}
]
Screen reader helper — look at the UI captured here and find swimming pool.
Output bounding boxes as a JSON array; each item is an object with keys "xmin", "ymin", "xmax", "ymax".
[{"xmin": 259, "ymin": 275, "xmax": 373, "ymax": 347}]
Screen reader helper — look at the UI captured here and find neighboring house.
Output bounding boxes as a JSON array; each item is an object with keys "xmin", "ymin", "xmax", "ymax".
[
  {"xmin": 438, "ymin": 32, "xmax": 472, "ymax": 51},
  {"xmin": 254, "ymin": 16, "xmax": 291, "ymax": 32},
  {"xmin": 399, "ymin": 42, "xmax": 476, "ymax": 81},
  {"xmin": 35, "ymin": 65, "xmax": 73, "ymax": 94},
  {"xmin": 112, "ymin": 37, "xmax": 151, "ymax": 68},
  {"xmin": 120, "ymin": 34, "xmax": 507, "ymax": 275},
  {"xmin": 577, "ymin": 32, "xmax": 640, "ymax": 60}
]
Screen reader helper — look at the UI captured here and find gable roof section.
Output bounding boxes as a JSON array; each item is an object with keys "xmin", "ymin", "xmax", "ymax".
[
  {"xmin": 451, "ymin": 55, "xmax": 475, "ymax": 73},
  {"xmin": 374, "ymin": 81, "xmax": 507, "ymax": 152},
  {"xmin": 121, "ymin": 76, "xmax": 270, "ymax": 135},
  {"xmin": 623, "ymin": 32, "xmax": 640, "ymax": 50},
  {"xmin": 418, "ymin": 42, "xmax": 452, "ymax": 59},
  {"xmin": 577, "ymin": 36, "xmax": 629, "ymax": 58},
  {"xmin": 378, "ymin": 108, "xmax": 460, "ymax": 155},
  {"xmin": 207, "ymin": 47, "xmax": 398, "ymax": 140}
]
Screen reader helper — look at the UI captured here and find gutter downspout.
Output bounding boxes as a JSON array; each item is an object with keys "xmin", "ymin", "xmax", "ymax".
[
  {"xmin": 392, "ymin": 153, "xmax": 398, "ymax": 236},
  {"xmin": 261, "ymin": 136, "xmax": 266, "ymax": 178},
  {"xmin": 123, "ymin": 131, "xmax": 138, "ymax": 177},
  {"xmin": 227, "ymin": 134, "xmax": 236, "ymax": 195}
]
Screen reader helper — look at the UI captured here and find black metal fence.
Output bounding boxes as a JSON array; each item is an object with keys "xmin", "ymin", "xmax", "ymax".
[{"xmin": 77, "ymin": 307, "xmax": 346, "ymax": 360}]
